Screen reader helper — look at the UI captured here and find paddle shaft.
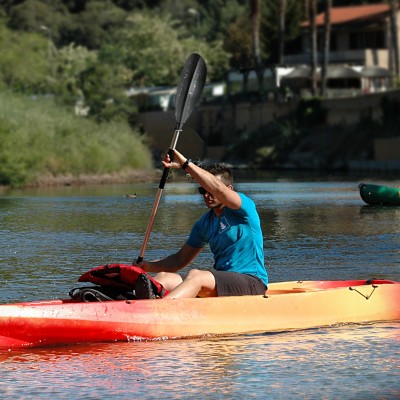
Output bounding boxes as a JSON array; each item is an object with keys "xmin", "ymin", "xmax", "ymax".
[{"xmin": 136, "ymin": 128, "xmax": 180, "ymax": 263}]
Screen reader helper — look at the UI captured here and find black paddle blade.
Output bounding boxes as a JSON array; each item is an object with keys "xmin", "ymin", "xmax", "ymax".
[{"xmin": 175, "ymin": 53, "xmax": 207, "ymax": 130}]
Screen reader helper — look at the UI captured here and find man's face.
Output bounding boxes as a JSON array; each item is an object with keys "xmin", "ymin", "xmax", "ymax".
[
  {"xmin": 198, "ymin": 175, "xmax": 230, "ymax": 211},
  {"xmin": 200, "ymin": 188, "xmax": 223, "ymax": 209}
]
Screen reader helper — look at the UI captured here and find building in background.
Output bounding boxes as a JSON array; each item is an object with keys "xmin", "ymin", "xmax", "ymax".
[{"xmin": 283, "ymin": 3, "xmax": 399, "ymax": 94}]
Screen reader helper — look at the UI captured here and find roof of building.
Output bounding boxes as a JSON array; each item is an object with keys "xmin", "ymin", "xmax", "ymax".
[
  {"xmin": 302, "ymin": 4, "xmax": 391, "ymax": 27},
  {"xmin": 361, "ymin": 66, "xmax": 392, "ymax": 77},
  {"xmin": 281, "ymin": 65, "xmax": 362, "ymax": 81}
]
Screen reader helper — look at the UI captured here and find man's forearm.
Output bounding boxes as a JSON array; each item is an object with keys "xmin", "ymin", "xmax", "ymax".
[{"xmin": 139, "ymin": 253, "xmax": 183, "ymax": 273}]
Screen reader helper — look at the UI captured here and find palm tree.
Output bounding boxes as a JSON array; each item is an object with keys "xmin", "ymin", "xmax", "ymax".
[
  {"xmin": 308, "ymin": 0, "xmax": 318, "ymax": 96},
  {"xmin": 250, "ymin": 0, "xmax": 263, "ymax": 95},
  {"xmin": 278, "ymin": 0, "xmax": 287, "ymax": 65},
  {"xmin": 320, "ymin": 0, "xmax": 332, "ymax": 96},
  {"xmin": 388, "ymin": 0, "xmax": 400, "ymax": 84}
]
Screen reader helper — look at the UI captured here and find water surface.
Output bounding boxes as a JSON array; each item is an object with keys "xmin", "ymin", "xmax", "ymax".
[{"xmin": 0, "ymin": 174, "xmax": 399, "ymax": 399}]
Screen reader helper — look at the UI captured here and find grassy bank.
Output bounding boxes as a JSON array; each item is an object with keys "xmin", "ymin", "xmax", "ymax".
[{"xmin": 0, "ymin": 91, "xmax": 153, "ymax": 187}]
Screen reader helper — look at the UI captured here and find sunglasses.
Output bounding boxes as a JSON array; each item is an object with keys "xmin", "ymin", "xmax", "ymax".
[
  {"xmin": 198, "ymin": 184, "xmax": 230, "ymax": 195},
  {"xmin": 198, "ymin": 187, "xmax": 208, "ymax": 195}
]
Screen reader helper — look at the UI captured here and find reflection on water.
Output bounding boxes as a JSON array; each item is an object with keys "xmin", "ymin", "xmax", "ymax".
[
  {"xmin": 1, "ymin": 323, "xmax": 399, "ymax": 399},
  {"xmin": 0, "ymin": 177, "xmax": 399, "ymax": 398}
]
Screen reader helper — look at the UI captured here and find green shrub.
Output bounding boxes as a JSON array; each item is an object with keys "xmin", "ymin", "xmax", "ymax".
[
  {"xmin": 0, "ymin": 91, "xmax": 152, "ymax": 186},
  {"xmin": 296, "ymin": 98, "xmax": 327, "ymax": 127}
]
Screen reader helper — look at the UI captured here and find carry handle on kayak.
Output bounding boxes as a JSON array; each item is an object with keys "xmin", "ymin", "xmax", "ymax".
[{"xmin": 135, "ymin": 53, "xmax": 207, "ymax": 264}]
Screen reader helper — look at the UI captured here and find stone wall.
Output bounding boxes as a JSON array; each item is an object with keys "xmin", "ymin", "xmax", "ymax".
[
  {"xmin": 138, "ymin": 90, "xmax": 400, "ymax": 162},
  {"xmin": 374, "ymin": 136, "xmax": 400, "ymax": 160}
]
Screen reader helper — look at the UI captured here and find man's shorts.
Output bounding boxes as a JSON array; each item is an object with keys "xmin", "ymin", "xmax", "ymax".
[{"xmin": 210, "ymin": 270, "xmax": 267, "ymax": 296}]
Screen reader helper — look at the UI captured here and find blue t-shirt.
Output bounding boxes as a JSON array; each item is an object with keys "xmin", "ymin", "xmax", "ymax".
[{"xmin": 187, "ymin": 192, "xmax": 268, "ymax": 286}]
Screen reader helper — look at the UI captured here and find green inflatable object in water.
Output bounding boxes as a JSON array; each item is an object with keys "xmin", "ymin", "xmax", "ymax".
[{"xmin": 359, "ymin": 183, "xmax": 400, "ymax": 206}]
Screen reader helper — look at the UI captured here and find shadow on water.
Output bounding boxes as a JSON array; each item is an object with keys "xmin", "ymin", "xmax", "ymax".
[{"xmin": 359, "ymin": 204, "xmax": 400, "ymax": 214}]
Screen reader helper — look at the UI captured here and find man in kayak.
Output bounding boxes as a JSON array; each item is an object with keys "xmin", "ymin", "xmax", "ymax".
[{"xmin": 136, "ymin": 149, "xmax": 268, "ymax": 299}]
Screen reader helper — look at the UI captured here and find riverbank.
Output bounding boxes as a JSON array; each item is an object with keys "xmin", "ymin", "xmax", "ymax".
[{"xmin": 0, "ymin": 168, "xmax": 159, "ymax": 194}]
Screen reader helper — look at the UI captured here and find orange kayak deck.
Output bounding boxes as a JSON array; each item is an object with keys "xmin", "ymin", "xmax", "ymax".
[{"xmin": 0, "ymin": 279, "xmax": 399, "ymax": 349}]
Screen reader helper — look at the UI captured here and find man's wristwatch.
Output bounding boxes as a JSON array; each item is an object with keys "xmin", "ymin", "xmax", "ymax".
[{"xmin": 181, "ymin": 159, "xmax": 191, "ymax": 170}]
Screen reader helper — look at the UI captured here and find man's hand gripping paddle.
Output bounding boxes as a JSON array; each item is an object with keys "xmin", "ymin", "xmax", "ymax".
[{"xmin": 135, "ymin": 53, "xmax": 207, "ymax": 264}]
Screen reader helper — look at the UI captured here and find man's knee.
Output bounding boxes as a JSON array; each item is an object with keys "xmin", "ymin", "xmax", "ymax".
[
  {"xmin": 186, "ymin": 269, "xmax": 214, "ymax": 282},
  {"xmin": 186, "ymin": 269, "xmax": 216, "ymax": 297},
  {"xmin": 155, "ymin": 271, "xmax": 170, "ymax": 280},
  {"xmin": 154, "ymin": 272, "xmax": 183, "ymax": 290},
  {"xmin": 186, "ymin": 268, "xmax": 204, "ymax": 280}
]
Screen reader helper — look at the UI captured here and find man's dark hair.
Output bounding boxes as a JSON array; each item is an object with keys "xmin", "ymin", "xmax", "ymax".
[{"xmin": 202, "ymin": 163, "xmax": 233, "ymax": 186}]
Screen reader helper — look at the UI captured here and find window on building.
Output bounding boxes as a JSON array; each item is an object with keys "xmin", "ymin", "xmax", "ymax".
[
  {"xmin": 317, "ymin": 33, "xmax": 337, "ymax": 52},
  {"xmin": 330, "ymin": 34, "xmax": 337, "ymax": 51},
  {"xmin": 349, "ymin": 30, "xmax": 385, "ymax": 49}
]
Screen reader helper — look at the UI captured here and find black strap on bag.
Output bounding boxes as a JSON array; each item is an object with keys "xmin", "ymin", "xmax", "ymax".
[{"xmin": 69, "ymin": 286, "xmax": 136, "ymax": 302}]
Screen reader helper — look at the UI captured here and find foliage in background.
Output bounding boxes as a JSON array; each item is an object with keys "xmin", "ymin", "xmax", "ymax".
[
  {"xmin": 0, "ymin": 0, "xmax": 396, "ymax": 183},
  {"xmin": 296, "ymin": 98, "xmax": 327, "ymax": 128},
  {"xmin": 0, "ymin": 24, "xmax": 48, "ymax": 93},
  {"xmin": 101, "ymin": 12, "xmax": 230, "ymax": 86},
  {"xmin": 0, "ymin": 2, "xmax": 232, "ymax": 122},
  {"xmin": 261, "ymin": 0, "xmax": 304, "ymax": 63},
  {"xmin": 0, "ymin": 91, "xmax": 152, "ymax": 187},
  {"xmin": 0, "ymin": 0, "xmax": 309, "ymax": 119}
]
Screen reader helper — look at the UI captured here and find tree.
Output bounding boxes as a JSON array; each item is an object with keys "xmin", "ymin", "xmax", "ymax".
[
  {"xmin": 278, "ymin": 0, "xmax": 287, "ymax": 65},
  {"xmin": 251, "ymin": 0, "xmax": 261, "ymax": 68},
  {"xmin": 0, "ymin": 24, "xmax": 48, "ymax": 93},
  {"xmin": 52, "ymin": 43, "xmax": 97, "ymax": 103},
  {"xmin": 6, "ymin": 0, "xmax": 70, "ymax": 45},
  {"xmin": 308, "ymin": 0, "xmax": 318, "ymax": 96},
  {"xmin": 224, "ymin": 14, "xmax": 253, "ymax": 70},
  {"xmin": 388, "ymin": 0, "xmax": 400, "ymax": 84},
  {"xmin": 250, "ymin": 0, "xmax": 264, "ymax": 93},
  {"xmin": 102, "ymin": 12, "xmax": 229, "ymax": 85},
  {"xmin": 320, "ymin": 0, "xmax": 331, "ymax": 96},
  {"xmin": 261, "ymin": 0, "xmax": 303, "ymax": 64},
  {"xmin": 67, "ymin": 0, "xmax": 127, "ymax": 49},
  {"xmin": 77, "ymin": 61, "xmax": 132, "ymax": 122},
  {"xmin": 196, "ymin": 0, "xmax": 249, "ymax": 42}
]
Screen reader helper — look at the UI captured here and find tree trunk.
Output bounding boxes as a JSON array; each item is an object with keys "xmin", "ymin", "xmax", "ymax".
[
  {"xmin": 250, "ymin": 0, "xmax": 263, "ymax": 96},
  {"xmin": 278, "ymin": 0, "xmax": 287, "ymax": 65},
  {"xmin": 309, "ymin": 0, "xmax": 318, "ymax": 96},
  {"xmin": 320, "ymin": 0, "xmax": 332, "ymax": 96},
  {"xmin": 388, "ymin": 0, "xmax": 400, "ymax": 83}
]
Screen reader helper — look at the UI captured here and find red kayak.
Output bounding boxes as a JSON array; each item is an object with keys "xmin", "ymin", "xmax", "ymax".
[{"xmin": 0, "ymin": 279, "xmax": 399, "ymax": 350}]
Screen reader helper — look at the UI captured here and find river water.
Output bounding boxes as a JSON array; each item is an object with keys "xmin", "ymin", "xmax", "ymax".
[{"xmin": 0, "ymin": 172, "xmax": 399, "ymax": 399}]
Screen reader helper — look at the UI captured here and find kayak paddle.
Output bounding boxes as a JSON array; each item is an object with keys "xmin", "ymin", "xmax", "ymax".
[{"xmin": 135, "ymin": 53, "xmax": 207, "ymax": 264}]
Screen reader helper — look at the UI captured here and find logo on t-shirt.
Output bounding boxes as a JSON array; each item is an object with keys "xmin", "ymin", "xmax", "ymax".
[{"xmin": 219, "ymin": 216, "xmax": 230, "ymax": 233}]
